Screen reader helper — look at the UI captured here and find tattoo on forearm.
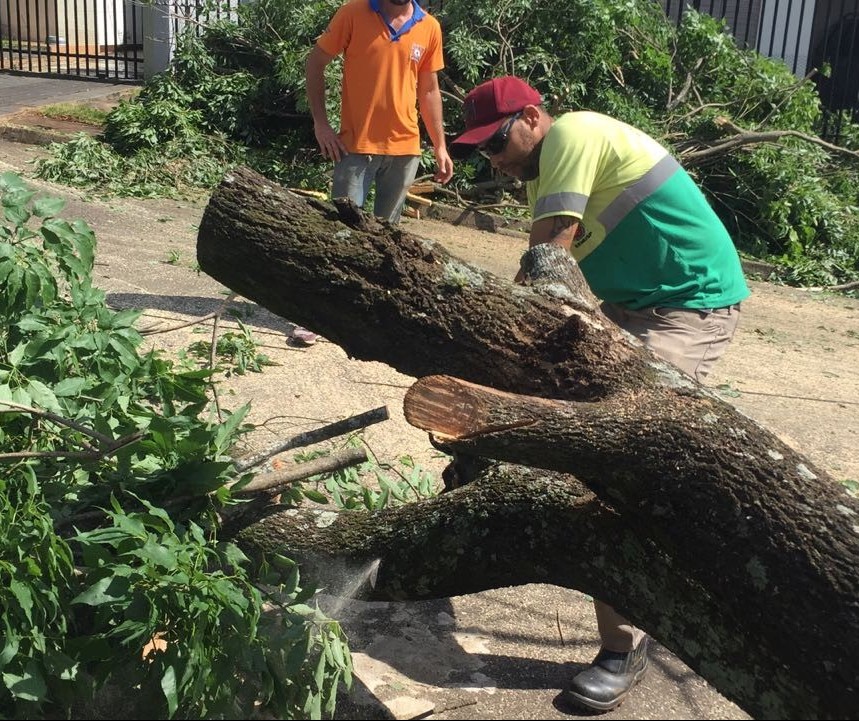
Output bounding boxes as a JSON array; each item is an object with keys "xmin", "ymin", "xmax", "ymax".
[{"xmin": 550, "ymin": 215, "xmax": 576, "ymax": 240}]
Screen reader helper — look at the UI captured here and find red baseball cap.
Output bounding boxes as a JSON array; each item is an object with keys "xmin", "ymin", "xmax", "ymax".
[{"xmin": 450, "ymin": 76, "xmax": 542, "ymax": 158}]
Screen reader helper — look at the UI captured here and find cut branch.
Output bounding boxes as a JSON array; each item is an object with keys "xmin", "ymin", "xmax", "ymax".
[
  {"xmin": 679, "ymin": 115, "xmax": 859, "ymax": 164},
  {"xmin": 0, "ymin": 400, "xmax": 144, "ymax": 461},
  {"xmin": 233, "ymin": 406, "xmax": 389, "ymax": 472},
  {"xmin": 233, "ymin": 446, "xmax": 368, "ymax": 496},
  {"xmin": 138, "ymin": 292, "xmax": 237, "ymax": 336},
  {"xmin": 667, "ymin": 57, "xmax": 704, "ymax": 110},
  {"xmin": 0, "ymin": 399, "xmax": 114, "ymax": 445},
  {"xmin": 799, "ymin": 278, "xmax": 859, "ymax": 293}
]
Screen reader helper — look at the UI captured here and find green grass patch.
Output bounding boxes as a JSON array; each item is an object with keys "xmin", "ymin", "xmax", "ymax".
[{"xmin": 38, "ymin": 102, "xmax": 110, "ymax": 126}]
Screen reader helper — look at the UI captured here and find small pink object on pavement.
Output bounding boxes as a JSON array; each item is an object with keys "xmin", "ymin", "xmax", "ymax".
[{"xmin": 291, "ymin": 327, "xmax": 318, "ymax": 346}]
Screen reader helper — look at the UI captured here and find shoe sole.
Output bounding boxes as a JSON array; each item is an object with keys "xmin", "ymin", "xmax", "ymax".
[{"xmin": 562, "ymin": 660, "xmax": 648, "ymax": 712}]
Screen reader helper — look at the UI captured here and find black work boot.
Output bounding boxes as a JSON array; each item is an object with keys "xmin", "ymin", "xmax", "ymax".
[{"xmin": 563, "ymin": 636, "xmax": 650, "ymax": 712}]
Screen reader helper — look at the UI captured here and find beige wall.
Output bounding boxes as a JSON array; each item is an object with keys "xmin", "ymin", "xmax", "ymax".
[
  {"xmin": 1, "ymin": 0, "xmax": 124, "ymax": 49},
  {"xmin": 1, "ymin": 0, "xmax": 58, "ymax": 43}
]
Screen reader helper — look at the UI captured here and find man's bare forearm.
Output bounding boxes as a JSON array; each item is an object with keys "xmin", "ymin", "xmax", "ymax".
[{"xmin": 529, "ymin": 215, "xmax": 578, "ymax": 251}]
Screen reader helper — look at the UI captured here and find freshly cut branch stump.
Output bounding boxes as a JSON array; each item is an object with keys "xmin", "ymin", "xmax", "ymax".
[{"xmin": 404, "ymin": 374, "xmax": 859, "ymax": 720}]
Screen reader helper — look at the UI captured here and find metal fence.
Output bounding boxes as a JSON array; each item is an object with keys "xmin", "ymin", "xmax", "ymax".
[
  {"xmin": 662, "ymin": 0, "xmax": 765, "ymax": 49},
  {"xmin": 1, "ymin": 0, "xmax": 144, "ymax": 79},
  {"xmin": 0, "ymin": 0, "xmax": 240, "ymax": 81}
]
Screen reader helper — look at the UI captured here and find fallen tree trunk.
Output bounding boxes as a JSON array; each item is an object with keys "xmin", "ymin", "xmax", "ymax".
[
  {"xmin": 225, "ymin": 462, "xmax": 766, "ymax": 708},
  {"xmin": 197, "ymin": 166, "xmax": 859, "ymax": 719}
]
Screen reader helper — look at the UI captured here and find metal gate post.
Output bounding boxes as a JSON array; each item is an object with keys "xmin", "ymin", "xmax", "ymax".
[{"xmin": 142, "ymin": 0, "xmax": 172, "ymax": 79}]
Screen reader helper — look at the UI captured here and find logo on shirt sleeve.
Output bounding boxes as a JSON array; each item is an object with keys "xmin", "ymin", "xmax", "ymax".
[
  {"xmin": 573, "ymin": 222, "xmax": 591, "ymax": 248},
  {"xmin": 410, "ymin": 44, "xmax": 425, "ymax": 63}
]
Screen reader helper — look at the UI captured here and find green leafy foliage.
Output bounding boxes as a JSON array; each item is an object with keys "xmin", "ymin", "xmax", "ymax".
[
  {"xmin": 0, "ymin": 174, "xmax": 351, "ymax": 719},
  {"xmin": 292, "ymin": 438, "xmax": 441, "ymax": 512},
  {"xmin": 69, "ymin": 498, "xmax": 350, "ymax": 719},
  {"xmin": 186, "ymin": 319, "xmax": 277, "ymax": 376},
  {"xmin": 35, "ymin": 0, "xmax": 338, "ymax": 197},
  {"xmin": 438, "ymin": 0, "xmax": 859, "ymax": 285},
  {"xmin": 0, "ymin": 470, "xmax": 76, "ymax": 711},
  {"xmin": 32, "ymin": 0, "xmax": 859, "ymax": 284},
  {"xmin": 37, "ymin": 130, "xmax": 239, "ymax": 199}
]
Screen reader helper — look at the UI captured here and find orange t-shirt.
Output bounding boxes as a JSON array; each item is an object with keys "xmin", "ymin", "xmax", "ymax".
[{"xmin": 316, "ymin": 0, "xmax": 444, "ymax": 155}]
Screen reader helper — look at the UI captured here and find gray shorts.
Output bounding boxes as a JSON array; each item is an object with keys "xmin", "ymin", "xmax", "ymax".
[
  {"xmin": 332, "ymin": 153, "xmax": 421, "ymax": 225},
  {"xmin": 600, "ymin": 302, "xmax": 742, "ymax": 382}
]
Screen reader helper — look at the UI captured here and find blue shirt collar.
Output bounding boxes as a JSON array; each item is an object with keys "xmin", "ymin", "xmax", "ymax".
[{"xmin": 369, "ymin": 0, "xmax": 425, "ymax": 41}]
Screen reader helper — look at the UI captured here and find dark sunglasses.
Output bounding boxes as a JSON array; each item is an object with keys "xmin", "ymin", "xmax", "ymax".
[{"xmin": 478, "ymin": 112, "xmax": 522, "ymax": 158}]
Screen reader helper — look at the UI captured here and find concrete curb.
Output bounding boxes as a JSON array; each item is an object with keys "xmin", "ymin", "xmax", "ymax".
[
  {"xmin": 0, "ymin": 123, "xmax": 78, "ymax": 146},
  {"xmin": 740, "ymin": 258, "xmax": 777, "ymax": 279}
]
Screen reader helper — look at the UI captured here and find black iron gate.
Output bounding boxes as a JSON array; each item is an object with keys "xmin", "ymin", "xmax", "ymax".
[
  {"xmin": 0, "ymin": 0, "xmax": 240, "ymax": 81},
  {"xmin": 0, "ymin": 0, "xmax": 143, "ymax": 79}
]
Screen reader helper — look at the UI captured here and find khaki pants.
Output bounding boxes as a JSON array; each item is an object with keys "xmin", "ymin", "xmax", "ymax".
[{"xmin": 593, "ymin": 301, "xmax": 742, "ymax": 651}]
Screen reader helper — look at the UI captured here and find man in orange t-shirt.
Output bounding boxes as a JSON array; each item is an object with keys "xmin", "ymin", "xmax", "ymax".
[{"xmin": 306, "ymin": 0, "xmax": 453, "ymax": 224}]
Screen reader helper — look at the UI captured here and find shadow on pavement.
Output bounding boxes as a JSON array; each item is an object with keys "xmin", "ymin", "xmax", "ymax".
[{"xmin": 106, "ymin": 291, "xmax": 294, "ymax": 334}]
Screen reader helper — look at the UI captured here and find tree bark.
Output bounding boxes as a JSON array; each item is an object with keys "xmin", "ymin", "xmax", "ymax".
[
  {"xmin": 404, "ymin": 374, "xmax": 859, "ymax": 720},
  {"xmin": 197, "ymin": 166, "xmax": 859, "ymax": 720},
  {"xmin": 225, "ymin": 462, "xmax": 767, "ymax": 709}
]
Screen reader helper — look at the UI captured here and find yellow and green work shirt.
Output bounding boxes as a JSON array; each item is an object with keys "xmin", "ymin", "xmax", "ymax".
[{"xmin": 527, "ymin": 111, "xmax": 750, "ymax": 310}]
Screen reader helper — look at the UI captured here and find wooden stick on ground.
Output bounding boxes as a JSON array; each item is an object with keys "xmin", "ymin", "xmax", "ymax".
[
  {"xmin": 233, "ymin": 406, "xmax": 389, "ymax": 472},
  {"xmin": 406, "ymin": 192, "xmax": 433, "ymax": 206},
  {"xmin": 233, "ymin": 447, "xmax": 368, "ymax": 496}
]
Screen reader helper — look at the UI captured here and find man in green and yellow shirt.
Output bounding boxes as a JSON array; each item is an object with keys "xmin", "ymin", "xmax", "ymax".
[{"xmin": 451, "ymin": 76, "xmax": 749, "ymax": 713}]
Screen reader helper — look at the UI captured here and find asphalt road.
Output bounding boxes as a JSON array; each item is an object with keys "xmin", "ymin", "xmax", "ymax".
[{"xmin": 1, "ymin": 72, "xmax": 136, "ymax": 117}]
